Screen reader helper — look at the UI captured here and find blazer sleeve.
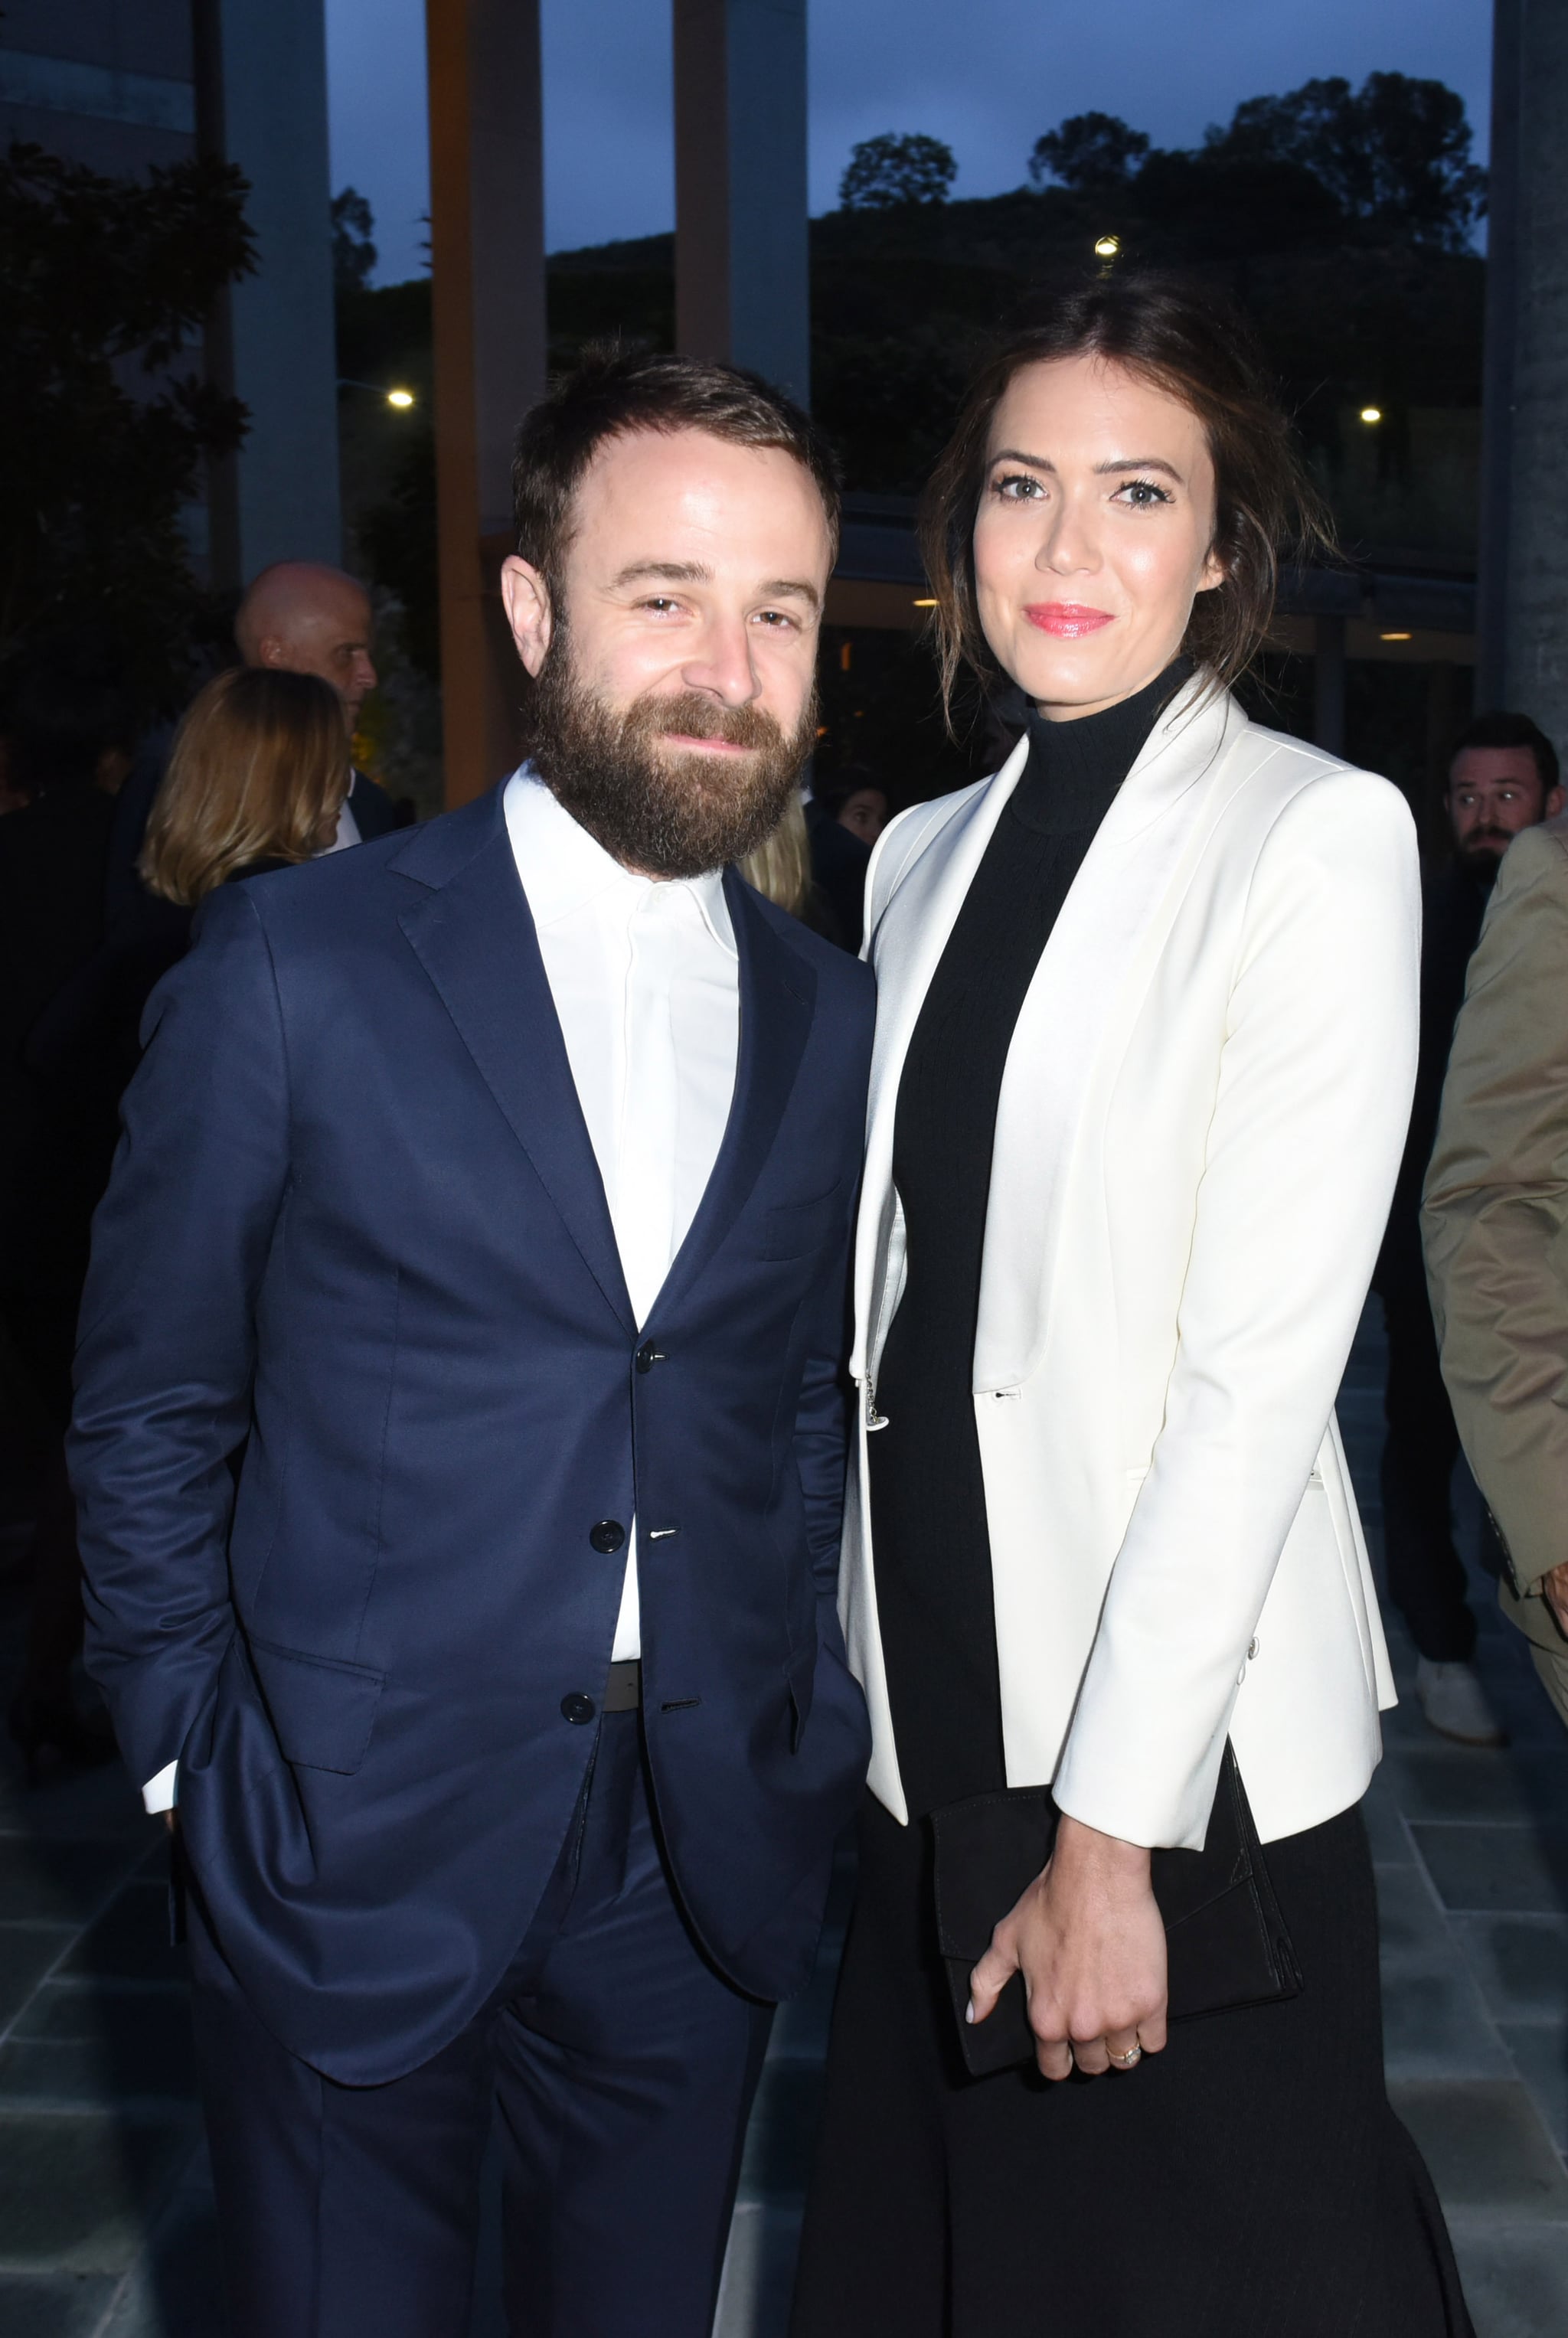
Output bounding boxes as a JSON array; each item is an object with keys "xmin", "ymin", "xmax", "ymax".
[
  {"xmin": 1052, "ymin": 767, "xmax": 1420, "ymax": 1848},
  {"xmin": 68, "ymin": 887, "xmax": 292, "ymax": 1794},
  {"xmin": 1422, "ymin": 821, "xmax": 1568, "ymax": 1598}
]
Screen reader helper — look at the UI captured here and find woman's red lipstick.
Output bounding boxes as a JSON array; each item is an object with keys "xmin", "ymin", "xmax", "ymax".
[{"xmin": 1023, "ymin": 602, "xmax": 1114, "ymax": 638}]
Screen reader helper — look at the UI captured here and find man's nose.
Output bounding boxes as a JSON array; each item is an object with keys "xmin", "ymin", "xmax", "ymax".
[
  {"xmin": 681, "ymin": 616, "xmax": 758, "ymax": 705},
  {"xmin": 356, "ymin": 651, "xmax": 378, "ymax": 694}
]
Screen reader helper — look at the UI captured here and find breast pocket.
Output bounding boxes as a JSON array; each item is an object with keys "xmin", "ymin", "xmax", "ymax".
[{"xmin": 760, "ymin": 1184, "xmax": 844, "ymax": 1262}]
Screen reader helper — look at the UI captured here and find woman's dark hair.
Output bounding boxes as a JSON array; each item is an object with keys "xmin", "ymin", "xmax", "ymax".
[
  {"xmin": 512, "ymin": 345, "xmax": 841, "ymax": 596},
  {"xmin": 919, "ymin": 273, "xmax": 1334, "ymax": 720}
]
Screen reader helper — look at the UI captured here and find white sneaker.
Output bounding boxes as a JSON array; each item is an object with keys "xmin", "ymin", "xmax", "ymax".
[{"xmin": 1416, "ymin": 1658, "xmax": 1508, "ymax": 1747}]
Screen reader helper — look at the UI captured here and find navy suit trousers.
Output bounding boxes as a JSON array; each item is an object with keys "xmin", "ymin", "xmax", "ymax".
[{"xmin": 190, "ymin": 1709, "xmax": 773, "ymax": 2338}]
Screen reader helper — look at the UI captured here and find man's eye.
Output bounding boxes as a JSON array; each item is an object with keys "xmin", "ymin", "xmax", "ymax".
[{"xmin": 754, "ymin": 609, "xmax": 795, "ymax": 629}]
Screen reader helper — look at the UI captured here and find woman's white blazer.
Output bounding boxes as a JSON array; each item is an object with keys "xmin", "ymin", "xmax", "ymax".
[{"xmin": 841, "ymin": 678, "xmax": 1420, "ymax": 1850}]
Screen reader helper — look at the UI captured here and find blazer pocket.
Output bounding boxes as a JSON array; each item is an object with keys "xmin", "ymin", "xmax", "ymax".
[
  {"xmin": 247, "ymin": 1634, "xmax": 386, "ymax": 1775},
  {"xmin": 761, "ymin": 1184, "xmax": 843, "ymax": 1262}
]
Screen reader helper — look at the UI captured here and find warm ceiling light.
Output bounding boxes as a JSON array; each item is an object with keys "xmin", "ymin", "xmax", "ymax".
[
  {"xmin": 1093, "ymin": 234, "xmax": 1121, "ymax": 260},
  {"xmin": 913, "ymin": 597, "xmax": 938, "ymax": 607},
  {"xmin": 387, "ymin": 387, "xmax": 416, "ymax": 409},
  {"xmin": 1380, "ymin": 629, "xmax": 1413, "ymax": 642},
  {"xmin": 1359, "ymin": 405, "xmax": 1383, "ymax": 424}
]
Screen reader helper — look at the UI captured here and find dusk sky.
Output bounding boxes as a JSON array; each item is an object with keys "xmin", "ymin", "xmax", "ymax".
[{"xmin": 325, "ymin": 0, "xmax": 1491, "ymax": 286}]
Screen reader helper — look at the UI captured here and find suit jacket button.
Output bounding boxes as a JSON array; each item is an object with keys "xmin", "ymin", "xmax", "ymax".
[
  {"xmin": 635, "ymin": 1341, "xmax": 665, "ymax": 1373},
  {"xmin": 560, "ymin": 1693, "xmax": 596, "ymax": 1726},
  {"xmin": 590, "ymin": 1520, "xmax": 626, "ymax": 1555}
]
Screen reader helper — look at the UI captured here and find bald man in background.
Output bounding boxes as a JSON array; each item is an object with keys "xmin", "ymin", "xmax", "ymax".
[
  {"xmin": 106, "ymin": 564, "xmax": 399, "ymax": 921},
  {"xmin": 232, "ymin": 563, "xmax": 397, "ymax": 848}
]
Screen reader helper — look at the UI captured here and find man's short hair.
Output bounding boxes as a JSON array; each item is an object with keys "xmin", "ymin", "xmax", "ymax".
[
  {"xmin": 511, "ymin": 346, "xmax": 841, "ymax": 595},
  {"xmin": 1449, "ymin": 710, "xmax": 1560, "ymax": 798}
]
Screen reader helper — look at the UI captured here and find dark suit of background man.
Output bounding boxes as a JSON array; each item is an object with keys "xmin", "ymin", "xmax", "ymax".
[
  {"xmin": 1374, "ymin": 711, "xmax": 1563, "ymax": 1745},
  {"xmin": 70, "ymin": 351, "xmax": 873, "ymax": 2338}
]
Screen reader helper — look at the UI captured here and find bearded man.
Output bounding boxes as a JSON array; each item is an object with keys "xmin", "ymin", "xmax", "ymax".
[
  {"xmin": 69, "ymin": 351, "xmax": 874, "ymax": 2338},
  {"xmin": 1373, "ymin": 711, "xmax": 1563, "ymax": 1745}
]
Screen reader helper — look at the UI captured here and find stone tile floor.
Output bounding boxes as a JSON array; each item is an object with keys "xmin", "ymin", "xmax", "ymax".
[{"xmin": 0, "ymin": 1305, "xmax": 1563, "ymax": 2336}]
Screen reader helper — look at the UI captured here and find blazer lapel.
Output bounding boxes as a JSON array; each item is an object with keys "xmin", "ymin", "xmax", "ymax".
[
  {"xmin": 850, "ymin": 733, "xmax": 1032, "ymax": 1378},
  {"xmin": 653, "ymin": 870, "xmax": 815, "ymax": 1321},
  {"xmin": 973, "ymin": 681, "xmax": 1248, "ymax": 1389},
  {"xmin": 397, "ymin": 815, "xmax": 635, "ymax": 1335}
]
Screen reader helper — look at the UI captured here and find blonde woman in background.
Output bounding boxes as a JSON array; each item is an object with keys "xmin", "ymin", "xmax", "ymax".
[
  {"xmin": 740, "ymin": 791, "xmax": 848, "ymax": 945},
  {"xmin": 140, "ymin": 665, "xmax": 351, "ymax": 905}
]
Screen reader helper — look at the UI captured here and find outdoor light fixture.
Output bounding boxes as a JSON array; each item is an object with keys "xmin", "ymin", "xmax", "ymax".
[
  {"xmin": 1380, "ymin": 630, "xmax": 1413, "ymax": 642},
  {"xmin": 1093, "ymin": 235, "xmax": 1121, "ymax": 260},
  {"xmin": 1360, "ymin": 405, "xmax": 1383, "ymax": 424},
  {"xmin": 913, "ymin": 597, "xmax": 938, "ymax": 607},
  {"xmin": 338, "ymin": 377, "xmax": 417, "ymax": 410}
]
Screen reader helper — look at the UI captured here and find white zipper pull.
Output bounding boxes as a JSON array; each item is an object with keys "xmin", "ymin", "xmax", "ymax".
[{"xmin": 863, "ymin": 1376, "xmax": 889, "ymax": 1432}]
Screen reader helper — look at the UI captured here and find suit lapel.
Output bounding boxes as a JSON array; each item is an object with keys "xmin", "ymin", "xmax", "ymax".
[
  {"xmin": 654, "ymin": 870, "xmax": 815, "ymax": 1321},
  {"xmin": 973, "ymin": 682, "xmax": 1247, "ymax": 1388},
  {"xmin": 849, "ymin": 734, "xmax": 1031, "ymax": 1377},
  {"xmin": 397, "ymin": 818, "xmax": 635, "ymax": 1334}
]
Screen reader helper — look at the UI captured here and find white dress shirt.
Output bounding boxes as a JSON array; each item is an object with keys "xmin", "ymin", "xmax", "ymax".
[
  {"xmin": 141, "ymin": 766, "xmax": 740, "ymax": 1813},
  {"xmin": 505, "ymin": 769, "xmax": 740, "ymax": 1660}
]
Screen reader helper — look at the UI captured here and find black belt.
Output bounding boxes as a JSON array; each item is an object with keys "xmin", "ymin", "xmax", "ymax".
[{"xmin": 603, "ymin": 1659, "xmax": 642, "ymax": 1713}]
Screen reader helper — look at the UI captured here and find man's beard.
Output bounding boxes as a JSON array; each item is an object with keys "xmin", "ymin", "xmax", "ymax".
[
  {"xmin": 1456, "ymin": 829, "xmax": 1514, "ymax": 888},
  {"xmin": 525, "ymin": 630, "xmax": 816, "ymax": 880}
]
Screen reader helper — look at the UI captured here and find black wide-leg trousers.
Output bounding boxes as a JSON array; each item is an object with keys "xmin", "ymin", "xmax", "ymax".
[
  {"xmin": 792, "ymin": 1792, "xmax": 1473, "ymax": 2338},
  {"xmin": 188, "ymin": 1710, "xmax": 772, "ymax": 2338}
]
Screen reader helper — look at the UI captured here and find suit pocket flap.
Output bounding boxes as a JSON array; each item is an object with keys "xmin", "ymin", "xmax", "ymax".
[
  {"xmin": 761, "ymin": 1185, "xmax": 843, "ymax": 1261},
  {"xmin": 248, "ymin": 1636, "xmax": 385, "ymax": 1775}
]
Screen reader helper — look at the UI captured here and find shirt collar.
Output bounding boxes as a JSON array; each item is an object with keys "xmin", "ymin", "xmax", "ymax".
[{"xmin": 504, "ymin": 766, "xmax": 736, "ymax": 955}]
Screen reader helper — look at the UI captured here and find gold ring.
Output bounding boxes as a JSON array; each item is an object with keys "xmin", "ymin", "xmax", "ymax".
[{"xmin": 1106, "ymin": 2042, "xmax": 1142, "ymax": 2067}]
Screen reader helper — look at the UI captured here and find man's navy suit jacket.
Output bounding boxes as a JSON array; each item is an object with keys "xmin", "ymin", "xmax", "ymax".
[{"xmin": 70, "ymin": 785, "xmax": 875, "ymax": 2085}]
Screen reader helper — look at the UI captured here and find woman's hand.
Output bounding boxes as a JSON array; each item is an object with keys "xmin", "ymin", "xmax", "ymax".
[{"xmin": 968, "ymin": 1814, "xmax": 1168, "ymax": 2080}]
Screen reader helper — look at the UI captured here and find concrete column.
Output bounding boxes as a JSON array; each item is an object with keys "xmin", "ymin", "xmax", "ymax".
[
  {"xmin": 1479, "ymin": 0, "xmax": 1568, "ymax": 745},
  {"xmin": 673, "ymin": 0, "xmax": 810, "ymax": 403},
  {"xmin": 425, "ymin": 0, "xmax": 547, "ymax": 807},
  {"xmin": 1313, "ymin": 614, "xmax": 1347, "ymax": 757},
  {"xmin": 192, "ymin": 0, "xmax": 341, "ymax": 588}
]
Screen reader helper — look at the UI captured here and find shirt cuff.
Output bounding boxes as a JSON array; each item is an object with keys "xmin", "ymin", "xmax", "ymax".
[{"xmin": 141, "ymin": 1761, "xmax": 178, "ymax": 1814}]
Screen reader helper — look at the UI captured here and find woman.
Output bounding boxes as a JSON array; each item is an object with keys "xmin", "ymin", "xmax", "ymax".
[
  {"xmin": 8, "ymin": 665, "xmax": 352, "ymax": 1772},
  {"xmin": 139, "ymin": 663, "xmax": 351, "ymax": 904},
  {"xmin": 793, "ymin": 277, "xmax": 1472, "ymax": 2336},
  {"xmin": 740, "ymin": 790, "xmax": 846, "ymax": 944}
]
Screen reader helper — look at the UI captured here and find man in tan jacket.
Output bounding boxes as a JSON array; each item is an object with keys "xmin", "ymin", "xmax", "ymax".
[{"xmin": 1423, "ymin": 810, "xmax": 1568, "ymax": 1726}]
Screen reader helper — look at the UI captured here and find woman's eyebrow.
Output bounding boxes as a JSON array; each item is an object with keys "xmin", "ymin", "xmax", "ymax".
[
  {"xmin": 985, "ymin": 449, "xmax": 1186, "ymax": 484},
  {"xmin": 1093, "ymin": 457, "xmax": 1184, "ymax": 481}
]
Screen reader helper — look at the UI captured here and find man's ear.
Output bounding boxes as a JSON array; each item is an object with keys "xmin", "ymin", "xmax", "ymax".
[
  {"xmin": 501, "ymin": 557, "xmax": 553, "ymax": 678},
  {"xmin": 1546, "ymin": 784, "xmax": 1566, "ymax": 821}
]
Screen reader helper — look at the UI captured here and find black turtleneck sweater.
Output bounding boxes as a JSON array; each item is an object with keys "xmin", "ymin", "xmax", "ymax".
[{"xmin": 870, "ymin": 665, "xmax": 1187, "ymax": 1820}]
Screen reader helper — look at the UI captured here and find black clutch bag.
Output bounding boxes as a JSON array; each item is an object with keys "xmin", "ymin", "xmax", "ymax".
[{"xmin": 929, "ymin": 1744, "xmax": 1302, "ymax": 2078}]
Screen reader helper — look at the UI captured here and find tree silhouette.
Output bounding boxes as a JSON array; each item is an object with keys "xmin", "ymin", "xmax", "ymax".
[
  {"xmin": 1204, "ymin": 73, "xmax": 1485, "ymax": 250},
  {"xmin": 839, "ymin": 133, "xmax": 957, "ymax": 211},
  {"xmin": 0, "ymin": 141, "xmax": 253, "ymax": 712},
  {"xmin": 332, "ymin": 186, "xmax": 377, "ymax": 297},
  {"xmin": 1028, "ymin": 113, "xmax": 1151, "ymax": 194}
]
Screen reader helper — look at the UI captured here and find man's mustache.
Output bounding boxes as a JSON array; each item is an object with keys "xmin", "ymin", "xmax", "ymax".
[{"xmin": 629, "ymin": 691, "xmax": 782, "ymax": 753}]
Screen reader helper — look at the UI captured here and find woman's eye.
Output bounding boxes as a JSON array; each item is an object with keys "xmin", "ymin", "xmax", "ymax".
[
  {"xmin": 993, "ymin": 472, "xmax": 1044, "ymax": 501},
  {"xmin": 1118, "ymin": 479, "xmax": 1172, "ymax": 508}
]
